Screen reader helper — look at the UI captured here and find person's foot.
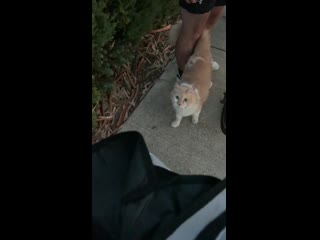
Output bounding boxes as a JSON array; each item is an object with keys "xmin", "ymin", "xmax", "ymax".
[
  {"xmin": 211, "ymin": 59, "xmax": 220, "ymax": 71},
  {"xmin": 176, "ymin": 73, "xmax": 181, "ymax": 81},
  {"xmin": 177, "ymin": 59, "xmax": 219, "ymax": 79}
]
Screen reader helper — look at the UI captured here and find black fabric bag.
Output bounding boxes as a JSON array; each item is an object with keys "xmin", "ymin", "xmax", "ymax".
[{"xmin": 92, "ymin": 131, "xmax": 226, "ymax": 240}]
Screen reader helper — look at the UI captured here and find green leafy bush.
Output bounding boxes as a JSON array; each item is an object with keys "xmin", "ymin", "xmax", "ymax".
[{"xmin": 92, "ymin": 0, "xmax": 179, "ymax": 111}]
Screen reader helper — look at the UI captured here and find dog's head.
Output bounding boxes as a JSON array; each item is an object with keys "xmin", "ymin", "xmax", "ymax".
[{"xmin": 171, "ymin": 83, "xmax": 199, "ymax": 109}]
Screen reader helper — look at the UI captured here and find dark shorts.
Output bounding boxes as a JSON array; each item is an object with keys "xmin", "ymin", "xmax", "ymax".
[{"xmin": 179, "ymin": 0, "xmax": 226, "ymax": 14}]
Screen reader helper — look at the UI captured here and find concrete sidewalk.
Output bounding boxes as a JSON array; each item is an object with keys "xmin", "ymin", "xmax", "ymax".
[{"xmin": 120, "ymin": 12, "xmax": 226, "ymax": 179}]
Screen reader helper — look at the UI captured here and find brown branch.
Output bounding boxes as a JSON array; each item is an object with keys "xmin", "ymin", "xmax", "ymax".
[
  {"xmin": 116, "ymin": 87, "xmax": 138, "ymax": 128},
  {"xmin": 150, "ymin": 24, "xmax": 171, "ymax": 33}
]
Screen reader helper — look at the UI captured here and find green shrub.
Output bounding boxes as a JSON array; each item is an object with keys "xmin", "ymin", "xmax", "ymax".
[{"xmin": 92, "ymin": 0, "xmax": 179, "ymax": 111}]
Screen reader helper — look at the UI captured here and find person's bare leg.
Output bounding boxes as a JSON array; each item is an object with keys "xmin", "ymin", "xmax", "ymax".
[
  {"xmin": 175, "ymin": 8, "xmax": 210, "ymax": 75},
  {"xmin": 206, "ymin": 6, "xmax": 225, "ymax": 71},
  {"xmin": 206, "ymin": 6, "xmax": 225, "ymax": 30}
]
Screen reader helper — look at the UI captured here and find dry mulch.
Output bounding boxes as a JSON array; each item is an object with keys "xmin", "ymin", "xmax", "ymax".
[{"xmin": 92, "ymin": 21, "xmax": 177, "ymax": 144}]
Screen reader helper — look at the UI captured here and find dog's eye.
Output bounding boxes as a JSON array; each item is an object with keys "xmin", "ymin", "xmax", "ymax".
[
  {"xmin": 184, "ymin": 99, "xmax": 188, "ymax": 102},
  {"xmin": 175, "ymin": 96, "xmax": 179, "ymax": 100}
]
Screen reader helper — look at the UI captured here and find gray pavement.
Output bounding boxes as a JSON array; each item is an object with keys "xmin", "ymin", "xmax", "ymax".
[{"xmin": 120, "ymin": 12, "xmax": 226, "ymax": 179}]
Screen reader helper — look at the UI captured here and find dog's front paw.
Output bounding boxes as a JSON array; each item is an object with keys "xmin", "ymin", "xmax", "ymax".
[
  {"xmin": 192, "ymin": 117, "xmax": 199, "ymax": 124},
  {"xmin": 171, "ymin": 120, "xmax": 180, "ymax": 128},
  {"xmin": 192, "ymin": 113, "xmax": 199, "ymax": 124}
]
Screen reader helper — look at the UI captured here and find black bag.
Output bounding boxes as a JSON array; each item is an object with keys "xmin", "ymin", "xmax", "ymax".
[{"xmin": 92, "ymin": 131, "xmax": 226, "ymax": 240}]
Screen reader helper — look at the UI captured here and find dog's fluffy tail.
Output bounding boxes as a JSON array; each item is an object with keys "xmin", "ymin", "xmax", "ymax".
[
  {"xmin": 193, "ymin": 29, "xmax": 211, "ymax": 57},
  {"xmin": 168, "ymin": 20, "xmax": 182, "ymax": 46}
]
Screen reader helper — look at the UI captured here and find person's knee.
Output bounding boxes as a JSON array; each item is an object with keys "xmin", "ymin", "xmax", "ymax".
[
  {"xmin": 192, "ymin": 28, "xmax": 204, "ymax": 42},
  {"xmin": 180, "ymin": 8, "xmax": 209, "ymax": 43},
  {"xmin": 180, "ymin": 24, "xmax": 204, "ymax": 45}
]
